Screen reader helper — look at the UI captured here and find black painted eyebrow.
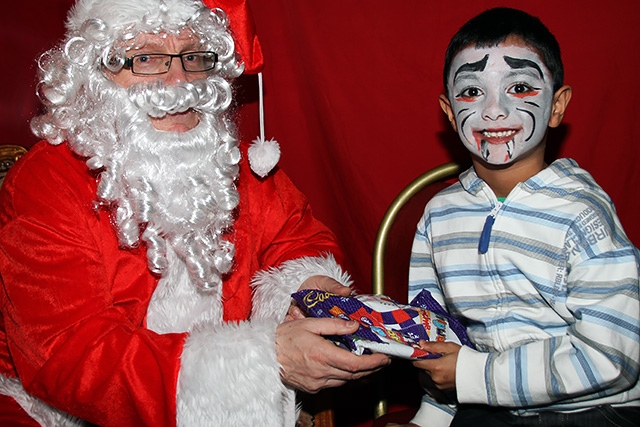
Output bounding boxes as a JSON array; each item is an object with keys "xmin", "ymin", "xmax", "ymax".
[
  {"xmin": 503, "ymin": 56, "xmax": 544, "ymax": 79},
  {"xmin": 453, "ymin": 54, "xmax": 489, "ymax": 82}
]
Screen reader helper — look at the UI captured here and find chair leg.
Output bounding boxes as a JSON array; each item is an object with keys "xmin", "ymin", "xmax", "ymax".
[
  {"xmin": 298, "ymin": 390, "xmax": 335, "ymax": 427},
  {"xmin": 313, "ymin": 408, "xmax": 335, "ymax": 427}
]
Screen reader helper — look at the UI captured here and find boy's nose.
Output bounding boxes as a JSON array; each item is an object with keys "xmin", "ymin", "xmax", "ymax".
[{"xmin": 482, "ymin": 92, "xmax": 508, "ymax": 121}]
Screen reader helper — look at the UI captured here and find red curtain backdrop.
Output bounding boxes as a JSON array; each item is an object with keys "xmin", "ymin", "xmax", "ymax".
[
  {"xmin": 3, "ymin": 0, "xmax": 639, "ymax": 298},
  {"xmin": 248, "ymin": 0, "xmax": 640, "ymax": 295}
]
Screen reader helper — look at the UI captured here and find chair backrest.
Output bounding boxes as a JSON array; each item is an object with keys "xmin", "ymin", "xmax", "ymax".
[
  {"xmin": 0, "ymin": 145, "xmax": 28, "ymax": 187},
  {"xmin": 369, "ymin": 161, "xmax": 463, "ymax": 421},
  {"xmin": 372, "ymin": 162, "xmax": 462, "ymax": 303}
]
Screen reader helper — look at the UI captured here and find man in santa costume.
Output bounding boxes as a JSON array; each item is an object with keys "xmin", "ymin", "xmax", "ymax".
[{"xmin": 0, "ymin": 0, "xmax": 390, "ymax": 425}]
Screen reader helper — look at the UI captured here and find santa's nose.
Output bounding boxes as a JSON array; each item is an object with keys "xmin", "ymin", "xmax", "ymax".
[{"xmin": 162, "ymin": 60, "xmax": 189, "ymax": 85}]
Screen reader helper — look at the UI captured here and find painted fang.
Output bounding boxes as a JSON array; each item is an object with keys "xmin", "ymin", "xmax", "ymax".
[{"xmin": 447, "ymin": 44, "xmax": 555, "ymax": 165}]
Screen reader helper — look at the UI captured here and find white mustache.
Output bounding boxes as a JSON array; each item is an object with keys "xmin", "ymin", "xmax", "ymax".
[{"xmin": 127, "ymin": 78, "xmax": 230, "ymax": 118}]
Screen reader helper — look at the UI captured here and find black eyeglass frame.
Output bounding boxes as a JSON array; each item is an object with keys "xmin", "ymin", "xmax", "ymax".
[{"xmin": 123, "ymin": 51, "xmax": 219, "ymax": 75}]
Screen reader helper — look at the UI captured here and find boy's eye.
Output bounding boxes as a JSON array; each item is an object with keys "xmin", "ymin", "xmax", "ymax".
[
  {"xmin": 508, "ymin": 83, "xmax": 537, "ymax": 95},
  {"xmin": 457, "ymin": 86, "xmax": 484, "ymax": 99}
]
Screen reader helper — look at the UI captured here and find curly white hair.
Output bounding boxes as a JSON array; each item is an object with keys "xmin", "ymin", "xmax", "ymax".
[{"xmin": 31, "ymin": 0, "xmax": 247, "ymax": 292}]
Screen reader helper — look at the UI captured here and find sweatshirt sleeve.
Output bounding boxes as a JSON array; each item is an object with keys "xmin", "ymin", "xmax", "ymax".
[{"xmin": 410, "ymin": 394, "xmax": 456, "ymax": 427}]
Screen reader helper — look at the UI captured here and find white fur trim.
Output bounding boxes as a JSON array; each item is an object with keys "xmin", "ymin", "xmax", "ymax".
[
  {"xmin": 248, "ymin": 137, "xmax": 281, "ymax": 178},
  {"xmin": 251, "ymin": 254, "xmax": 352, "ymax": 321},
  {"xmin": 67, "ymin": 0, "xmax": 199, "ymax": 33},
  {"xmin": 0, "ymin": 374, "xmax": 88, "ymax": 426},
  {"xmin": 177, "ymin": 319, "xmax": 292, "ymax": 426},
  {"xmin": 146, "ymin": 246, "xmax": 224, "ymax": 334}
]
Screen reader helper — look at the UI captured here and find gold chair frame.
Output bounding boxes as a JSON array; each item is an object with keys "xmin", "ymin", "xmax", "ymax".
[
  {"xmin": 370, "ymin": 161, "xmax": 462, "ymax": 418},
  {"xmin": 0, "ymin": 145, "xmax": 28, "ymax": 186}
]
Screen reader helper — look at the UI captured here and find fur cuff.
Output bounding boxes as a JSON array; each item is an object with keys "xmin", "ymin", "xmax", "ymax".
[
  {"xmin": 177, "ymin": 319, "xmax": 290, "ymax": 426},
  {"xmin": 251, "ymin": 254, "xmax": 352, "ymax": 321}
]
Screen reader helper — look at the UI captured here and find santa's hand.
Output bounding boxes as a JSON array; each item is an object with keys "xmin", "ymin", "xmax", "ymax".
[
  {"xmin": 412, "ymin": 341, "xmax": 460, "ymax": 391},
  {"xmin": 286, "ymin": 275, "xmax": 352, "ymax": 321},
  {"xmin": 276, "ymin": 317, "xmax": 390, "ymax": 393},
  {"xmin": 298, "ymin": 275, "xmax": 352, "ymax": 296}
]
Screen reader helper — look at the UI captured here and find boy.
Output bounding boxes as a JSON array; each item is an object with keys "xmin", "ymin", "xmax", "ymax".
[{"xmin": 402, "ymin": 7, "xmax": 640, "ymax": 427}]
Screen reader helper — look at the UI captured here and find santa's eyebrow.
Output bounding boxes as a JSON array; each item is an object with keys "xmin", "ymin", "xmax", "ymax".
[
  {"xmin": 453, "ymin": 54, "xmax": 489, "ymax": 81},
  {"xmin": 503, "ymin": 56, "xmax": 544, "ymax": 79}
]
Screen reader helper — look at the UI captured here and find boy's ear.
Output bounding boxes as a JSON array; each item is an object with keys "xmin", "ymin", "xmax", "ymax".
[
  {"xmin": 548, "ymin": 85, "xmax": 572, "ymax": 128},
  {"xmin": 438, "ymin": 94, "xmax": 458, "ymax": 132}
]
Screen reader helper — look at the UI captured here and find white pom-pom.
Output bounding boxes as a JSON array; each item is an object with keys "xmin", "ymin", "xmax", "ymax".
[{"xmin": 248, "ymin": 137, "xmax": 281, "ymax": 178}]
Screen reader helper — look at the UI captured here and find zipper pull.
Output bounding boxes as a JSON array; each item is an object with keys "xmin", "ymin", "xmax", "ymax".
[{"xmin": 478, "ymin": 203, "xmax": 501, "ymax": 254}]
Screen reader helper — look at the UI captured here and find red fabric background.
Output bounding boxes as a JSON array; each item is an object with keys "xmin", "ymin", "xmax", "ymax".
[
  {"xmin": 3, "ymin": 0, "xmax": 639, "ymax": 297},
  {"xmin": 2, "ymin": 2, "xmax": 639, "ymax": 425}
]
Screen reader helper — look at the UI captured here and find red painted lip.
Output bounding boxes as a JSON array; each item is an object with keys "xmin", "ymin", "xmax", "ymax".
[{"xmin": 473, "ymin": 128, "xmax": 520, "ymax": 145}]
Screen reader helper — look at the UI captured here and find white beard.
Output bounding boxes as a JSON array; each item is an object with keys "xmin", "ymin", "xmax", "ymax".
[
  {"xmin": 84, "ymin": 78, "xmax": 241, "ymax": 331},
  {"xmin": 118, "ymin": 114, "xmax": 236, "ymax": 332}
]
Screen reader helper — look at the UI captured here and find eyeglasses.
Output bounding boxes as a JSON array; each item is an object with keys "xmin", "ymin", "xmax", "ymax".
[{"xmin": 123, "ymin": 51, "xmax": 218, "ymax": 75}]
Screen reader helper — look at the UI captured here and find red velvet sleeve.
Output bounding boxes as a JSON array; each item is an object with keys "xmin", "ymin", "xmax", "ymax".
[
  {"xmin": 0, "ymin": 143, "xmax": 184, "ymax": 427},
  {"xmin": 236, "ymin": 148, "xmax": 345, "ymax": 272}
]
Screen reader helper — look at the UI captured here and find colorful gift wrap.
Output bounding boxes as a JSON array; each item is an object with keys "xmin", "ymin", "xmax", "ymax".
[{"xmin": 291, "ymin": 289, "xmax": 473, "ymax": 359}]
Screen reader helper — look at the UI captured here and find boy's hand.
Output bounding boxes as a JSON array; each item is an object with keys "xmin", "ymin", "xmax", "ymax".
[{"xmin": 412, "ymin": 341, "xmax": 461, "ymax": 391}]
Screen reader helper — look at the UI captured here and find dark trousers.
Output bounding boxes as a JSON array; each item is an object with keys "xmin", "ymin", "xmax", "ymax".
[{"xmin": 450, "ymin": 404, "xmax": 640, "ymax": 427}]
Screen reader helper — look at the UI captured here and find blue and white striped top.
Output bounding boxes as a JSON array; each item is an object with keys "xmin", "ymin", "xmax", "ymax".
[{"xmin": 408, "ymin": 158, "xmax": 640, "ymax": 426}]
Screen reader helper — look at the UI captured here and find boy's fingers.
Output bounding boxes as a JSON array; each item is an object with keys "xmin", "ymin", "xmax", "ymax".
[{"xmin": 418, "ymin": 340, "xmax": 459, "ymax": 354}]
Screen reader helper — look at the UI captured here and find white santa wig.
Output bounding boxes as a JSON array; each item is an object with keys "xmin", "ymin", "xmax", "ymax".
[
  {"xmin": 31, "ymin": 0, "xmax": 249, "ymax": 291},
  {"xmin": 32, "ymin": 0, "xmax": 243, "ymax": 152}
]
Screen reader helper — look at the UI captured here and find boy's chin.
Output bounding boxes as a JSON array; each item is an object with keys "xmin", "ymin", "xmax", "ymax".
[
  {"xmin": 469, "ymin": 147, "xmax": 513, "ymax": 167},
  {"xmin": 472, "ymin": 156, "xmax": 514, "ymax": 170},
  {"xmin": 470, "ymin": 148, "xmax": 518, "ymax": 169}
]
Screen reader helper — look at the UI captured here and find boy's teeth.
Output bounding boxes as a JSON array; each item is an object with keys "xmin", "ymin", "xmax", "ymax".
[{"xmin": 482, "ymin": 130, "xmax": 516, "ymax": 138}]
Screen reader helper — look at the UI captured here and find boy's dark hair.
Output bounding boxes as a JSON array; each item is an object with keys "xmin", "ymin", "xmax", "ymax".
[{"xmin": 443, "ymin": 7, "xmax": 564, "ymax": 93}]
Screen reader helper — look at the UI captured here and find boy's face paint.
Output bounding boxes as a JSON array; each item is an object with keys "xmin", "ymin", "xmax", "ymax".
[{"xmin": 446, "ymin": 43, "xmax": 555, "ymax": 165}]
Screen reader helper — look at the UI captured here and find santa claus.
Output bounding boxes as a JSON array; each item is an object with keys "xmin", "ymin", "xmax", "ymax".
[{"xmin": 0, "ymin": 0, "xmax": 389, "ymax": 425}]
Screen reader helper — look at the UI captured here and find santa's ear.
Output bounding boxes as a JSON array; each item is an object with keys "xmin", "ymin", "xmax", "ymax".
[
  {"xmin": 438, "ymin": 94, "xmax": 458, "ymax": 132},
  {"xmin": 549, "ymin": 85, "xmax": 572, "ymax": 128}
]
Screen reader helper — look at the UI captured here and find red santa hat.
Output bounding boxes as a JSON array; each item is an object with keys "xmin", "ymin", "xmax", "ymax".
[
  {"xmin": 203, "ymin": 0, "xmax": 280, "ymax": 177},
  {"xmin": 201, "ymin": 0, "xmax": 263, "ymax": 74}
]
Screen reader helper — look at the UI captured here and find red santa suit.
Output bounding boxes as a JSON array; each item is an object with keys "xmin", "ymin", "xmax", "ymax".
[{"xmin": 0, "ymin": 140, "xmax": 349, "ymax": 426}]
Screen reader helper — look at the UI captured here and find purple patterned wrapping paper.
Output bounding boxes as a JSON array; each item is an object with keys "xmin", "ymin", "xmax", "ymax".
[{"xmin": 291, "ymin": 289, "xmax": 473, "ymax": 359}]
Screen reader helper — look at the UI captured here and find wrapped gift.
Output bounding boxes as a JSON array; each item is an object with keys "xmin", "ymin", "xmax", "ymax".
[{"xmin": 291, "ymin": 289, "xmax": 473, "ymax": 359}]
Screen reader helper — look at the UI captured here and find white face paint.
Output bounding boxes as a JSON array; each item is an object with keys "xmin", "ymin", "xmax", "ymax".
[{"xmin": 446, "ymin": 44, "xmax": 555, "ymax": 165}]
